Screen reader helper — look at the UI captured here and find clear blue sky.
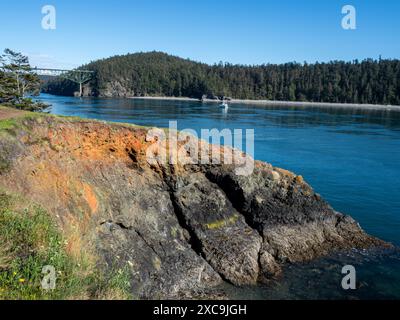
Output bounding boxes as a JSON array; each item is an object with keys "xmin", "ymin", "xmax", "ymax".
[{"xmin": 0, "ymin": 0, "xmax": 399, "ymax": 69}]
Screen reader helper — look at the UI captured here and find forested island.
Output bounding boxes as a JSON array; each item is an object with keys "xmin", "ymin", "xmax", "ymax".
[{"xmin": 43, "ymin": 51, "xmax": 400, "ymax": 105}]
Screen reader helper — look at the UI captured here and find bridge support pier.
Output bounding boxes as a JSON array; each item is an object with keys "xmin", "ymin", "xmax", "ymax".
[{"xmin": 33, "ymin": 68, "xmax": 94, "ymax": 98}]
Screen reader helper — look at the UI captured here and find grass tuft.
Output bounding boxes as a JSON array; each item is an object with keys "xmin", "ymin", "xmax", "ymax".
[{"xmin": 0, "ymin": 192, "xmax": 132, "ymax": 300}]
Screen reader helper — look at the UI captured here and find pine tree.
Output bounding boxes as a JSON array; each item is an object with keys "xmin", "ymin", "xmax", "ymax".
[
  {"xmin": 0, "ymin": 49, "xmax": 45, "ymax": 110},
  {"xmin": 43, "ymin": 51, "xmax": 400, "ymax": 105}
]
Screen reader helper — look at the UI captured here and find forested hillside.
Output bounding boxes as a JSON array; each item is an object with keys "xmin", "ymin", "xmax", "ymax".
[{"xmin": 43, "ymin": 52, "xmax": 400, "ymax": 105}]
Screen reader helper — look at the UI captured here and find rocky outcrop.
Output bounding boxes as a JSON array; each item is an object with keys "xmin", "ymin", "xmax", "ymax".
[
  {"xmin": 96, "ymin": 81, "xmax": 135, "ymax": 98},
  {"xmin": 0, "ymin": 112, "xmax": 387, "ymax": 298}
]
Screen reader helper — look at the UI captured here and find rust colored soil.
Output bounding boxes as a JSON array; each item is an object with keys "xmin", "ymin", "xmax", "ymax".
[{"xmin": 0, "ymin": 107, "xmax": 26, "ymax": 120}]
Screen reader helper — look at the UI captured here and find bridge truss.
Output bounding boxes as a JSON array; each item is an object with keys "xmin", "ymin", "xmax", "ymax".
[{"xmin": 33, "ymin": 67, "xmax": 95, "ymax": 96}]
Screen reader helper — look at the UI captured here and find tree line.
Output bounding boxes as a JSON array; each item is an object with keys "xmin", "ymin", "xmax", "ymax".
[{"xmin": 44, "ymin": 51, "xmax": 400, "ymax": 105}]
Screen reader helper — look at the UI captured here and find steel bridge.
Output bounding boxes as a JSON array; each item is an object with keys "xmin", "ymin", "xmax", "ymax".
[{"xmin": 33, "ymin": 67, "xmax": 95, "ymax": 97}]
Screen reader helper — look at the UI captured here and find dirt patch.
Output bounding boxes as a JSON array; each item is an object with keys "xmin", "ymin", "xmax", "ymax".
[
  {"xmin": 0, "ymin": 107, "xmax": 26, "ymax": 120},
  {"xmin": 83, "ymin": 183, "xmax": 99, "ymax": 215}
]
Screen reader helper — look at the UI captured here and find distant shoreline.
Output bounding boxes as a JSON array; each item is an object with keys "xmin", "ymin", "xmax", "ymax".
[{"xmin": 129, "ymin": 96, "xmax": 400, "ymax": 111}]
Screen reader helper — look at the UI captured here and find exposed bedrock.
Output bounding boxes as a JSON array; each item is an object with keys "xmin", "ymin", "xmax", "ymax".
[
  {"xmin": 0, "ymin": 115, "xmax": 388, "ymax": 298},
  {"xmin": 167, "ymin": 172, "xmax": 262, "ymax": 285},
  {"xmin": 203, "ymin": 163, "xmax": 386, "ymax": 280}
]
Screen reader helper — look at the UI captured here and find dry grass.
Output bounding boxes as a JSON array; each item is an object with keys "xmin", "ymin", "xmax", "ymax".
[{"xmin": 0, "ymin": 242, "xmax": 12, "ymax": 270}]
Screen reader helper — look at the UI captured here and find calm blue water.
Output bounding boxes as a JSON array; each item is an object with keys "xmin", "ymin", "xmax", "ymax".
[{"xmin": 40, "ymin": 94, "xmax": 400, "ymax": 299}]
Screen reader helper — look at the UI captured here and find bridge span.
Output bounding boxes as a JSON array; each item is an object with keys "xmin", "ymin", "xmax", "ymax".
[{"xmin": 33, "ymin": 67, "xmax": 95, "ymax": 97}]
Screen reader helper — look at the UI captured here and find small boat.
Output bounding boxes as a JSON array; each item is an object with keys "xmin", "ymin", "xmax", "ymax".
[{"xmin": 219, "ymin": 101, "xmax": 229, "ymax": 109}]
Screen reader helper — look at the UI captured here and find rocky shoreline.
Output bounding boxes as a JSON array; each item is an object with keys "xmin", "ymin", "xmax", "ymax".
[
  {"xmin": 0, "ymin": 108, "xmax": 390, "ymax": 299},
  {"xmin": 129, "ymin": 96, "xmax": 400, "ymax": 112}
]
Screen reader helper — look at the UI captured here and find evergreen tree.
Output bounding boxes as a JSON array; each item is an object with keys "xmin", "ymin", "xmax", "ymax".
[
  {"xmin": 0, "ymin": 48, "xmax": 45, "ymax": 110},
  {"xmin": 43, "ymin": 51, "xmax": 400, "ymax": 105}
]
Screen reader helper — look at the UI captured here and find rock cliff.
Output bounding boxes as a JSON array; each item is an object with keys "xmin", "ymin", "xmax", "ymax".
[{"xmin": 0, "ymin": 109, "xmax": 387, "ymax": 299}]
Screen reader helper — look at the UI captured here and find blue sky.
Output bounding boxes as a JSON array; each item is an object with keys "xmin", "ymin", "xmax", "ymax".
[{"xmin": 0, "ymin": 0, "xmax": 399, "ymax": 69}]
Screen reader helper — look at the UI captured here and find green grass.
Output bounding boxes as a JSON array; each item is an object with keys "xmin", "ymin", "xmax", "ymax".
[
  {"xmin": 0, "ymin": 119, "xmax": 18, "ymax": 131},
  {"xmin": 0, "ymin": 192, "xmax": 132, "ymax": 300},
  {"xmin": 0, "ymin": 192, "xmax": 86, "ymax": 299},
  {"xmin": 91, "ymin": 265, "xmax": 132, "ymax": 300},
  {"xmin": 0, "ymin": 104, "xmax": 152, "ymax": 133},
  {"xmin": 0, "ymin": 112, "xmax": 43, "ymax": 134}
]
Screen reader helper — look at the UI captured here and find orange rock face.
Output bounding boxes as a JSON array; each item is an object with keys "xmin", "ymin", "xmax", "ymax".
[{"xmin": 0, "ymin": 112, "xmax": 388, "ymax": 299}]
